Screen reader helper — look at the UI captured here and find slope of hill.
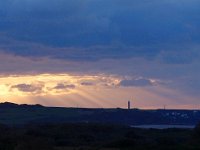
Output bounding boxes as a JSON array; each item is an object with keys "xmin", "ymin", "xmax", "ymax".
[{"xmin": 0, "ymin": 102, "xmax": 200, "ymax": 126}]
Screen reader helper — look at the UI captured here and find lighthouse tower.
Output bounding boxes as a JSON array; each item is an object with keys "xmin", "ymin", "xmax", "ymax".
[{"xmin": 128, "ymin": 101, "xmax": 131, "ymax": 110}]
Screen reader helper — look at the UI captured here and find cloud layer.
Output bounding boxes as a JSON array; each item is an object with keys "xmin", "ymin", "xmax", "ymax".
[
  {"xmin": 11, "ymin": 83, "xmax": 44, "ymax": 93},
  {"xmin": 0, "ymin": 73, "xmax": 197, "ymax": 109},
  {"xmin": 0, "ymin": 0, "xmax": 200, "ymax": 60},
  {"xmin": 119, "ymin": 78, "xmax": 154, "ymax": 87},
  {"xmin": 0, "ymin": 0, "xmax": 199, "ymax": 108}
]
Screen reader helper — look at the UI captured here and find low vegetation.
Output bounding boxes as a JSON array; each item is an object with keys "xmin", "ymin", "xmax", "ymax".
[{"xmin": 0, "ymin": 123, "xmax": 200, "ymax": 150}]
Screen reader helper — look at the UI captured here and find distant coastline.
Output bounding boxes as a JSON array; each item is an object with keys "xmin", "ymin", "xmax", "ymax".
[{"xmin": 0, "ymin": 102, "xmax": 200, "ymax": 126}]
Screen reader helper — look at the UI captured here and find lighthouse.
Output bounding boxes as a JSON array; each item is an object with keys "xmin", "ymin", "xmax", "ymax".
[{"xmin": 128, "ymin": 101, "xmax": 131, "ymax": 109}]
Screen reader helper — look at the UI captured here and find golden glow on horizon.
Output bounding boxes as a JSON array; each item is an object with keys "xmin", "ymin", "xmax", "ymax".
[
  {"xmin": 0, "ymin": 73, "xmax": 197, "ymax": 109},
  {"xmin": 0, "ymin": 73, "xmax": 120, "ymax": 97}
]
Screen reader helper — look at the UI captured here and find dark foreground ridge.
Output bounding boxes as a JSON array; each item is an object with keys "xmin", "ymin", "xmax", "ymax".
[
  {"xmin": 1, "ymin": 102, "xmax": 200, "ymax": 150},
  {"xmin": 1, "ymin": 122, "xmax": 200, "ymax": 150},
  {"xmin": 0, "ymin": 102, "xmax": 200, "ymax": 126}
]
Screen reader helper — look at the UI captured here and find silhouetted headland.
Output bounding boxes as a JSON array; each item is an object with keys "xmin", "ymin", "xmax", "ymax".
[{"xmin": 0, "ymin": 102, "xmax": 200, "ymax": 126}]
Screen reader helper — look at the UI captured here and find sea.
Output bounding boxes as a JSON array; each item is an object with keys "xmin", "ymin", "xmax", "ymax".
[{"xmin": 131, "ymin": 125, "xmax": 195, "ymax": 129}]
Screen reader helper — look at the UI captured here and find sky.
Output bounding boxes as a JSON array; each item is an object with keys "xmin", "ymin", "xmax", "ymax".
[{"xmin": 0, "ymin": 0, "xmax": 200, "ymax": 109}]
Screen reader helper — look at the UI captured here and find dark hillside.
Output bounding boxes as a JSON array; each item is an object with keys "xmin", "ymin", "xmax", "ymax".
[{"xmin": 0, "ymin": 102, "xmax": 200, "ymax": 126}]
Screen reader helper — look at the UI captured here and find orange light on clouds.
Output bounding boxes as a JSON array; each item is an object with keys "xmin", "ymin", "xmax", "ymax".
[
  {"xmin": 0, "ymin": 73, "xmax": 197, "ymax": 109},
  {"xmin": 0, "ymin": 73, "xmax": 121, "ymax": 106}
]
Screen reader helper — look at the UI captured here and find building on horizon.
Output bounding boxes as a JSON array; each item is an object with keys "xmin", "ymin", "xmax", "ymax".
[{"xmin": 128, "ymin": 101, "xmax": 131, "ymax": 109}]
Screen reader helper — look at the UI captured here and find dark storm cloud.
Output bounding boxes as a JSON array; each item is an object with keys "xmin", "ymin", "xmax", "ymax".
[
  {"xmin": 11, "ymin": 83, "xmax": 44, "ymax": 93},
  {"xmin": 81, "ymin": 82, "xmax": 94, "ymax": 86},
  {"xmin": 0, "ymin": 0, "xmax": 200, "ymax": 101},
  {"xmin": 119, "ymin": 78, "xmax": 154, "ymax": 87},
  {"xmin": 0, "ymin": 0, "xmax": 200, "ymax": 62},
  {"xmin": 0, "ymin": 0, "xmax": 198, "ymax": 79},
  {"xmin": 54, "ymin": 83, "xmax": 76, "ymax": 90}
]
